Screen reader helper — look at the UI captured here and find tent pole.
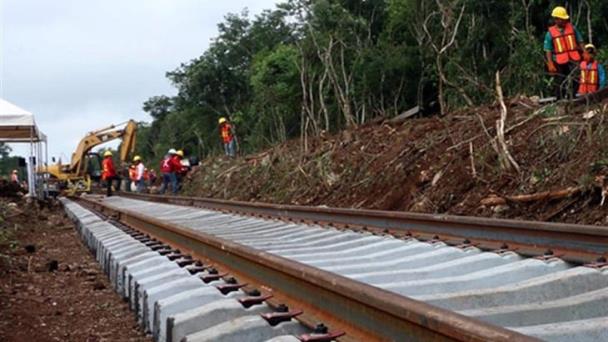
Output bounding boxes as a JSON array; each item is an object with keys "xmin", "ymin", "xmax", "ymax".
[
  {"xmin": 28, "ymin": 126, "xmax": 35, "ymax": 197},
  {"xmin": 44, "ymin": 138, "xmax": 49, "ymax": 198}
]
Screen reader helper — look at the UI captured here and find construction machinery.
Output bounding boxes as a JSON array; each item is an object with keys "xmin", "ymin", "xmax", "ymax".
[{"xmin": 44, "ymin": 120, "xmax": 137, "ymax": 195}]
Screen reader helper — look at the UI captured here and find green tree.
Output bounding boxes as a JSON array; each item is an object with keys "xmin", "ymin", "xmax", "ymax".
[
  {"xmin": 135, "ymin": 0, "xmax": 608, "ymax": 164},
  {"xmin": 250, "ymin": 44, "xmax": 301, "ymax": 145}
]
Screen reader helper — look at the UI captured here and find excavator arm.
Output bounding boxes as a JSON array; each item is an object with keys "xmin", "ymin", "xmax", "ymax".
[
  {"xmin": 119, "ymin": 120, "xmax": 137, "ymax": 165},
  {"xmin": 69, "ymin": 120, "xmax": 137, "ymax": 176}
]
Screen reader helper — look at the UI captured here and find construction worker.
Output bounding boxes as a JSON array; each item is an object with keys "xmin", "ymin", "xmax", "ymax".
[
  {"xmin": 578, "ymin": 44, "xmax": 606, "ymax": 96},
  {"xmin": 10, "ymin": 170, "xmax": 18, "ymax": 183},
  {"xmin": 218, "ymin": 117, "xmax": 236, "ymax": 157},
  {"xmin": 147, "ymin": 168, "xmax": 157, "ymax": 186},
  {"xmin": 544, "ymin": 6, "xmax": 584, "ymax": 99},
  {"xmin": 133, "ymin": 155, "xmax": 146, "ymax": 193},
  {"xmin": 159, "ymin": 149, "xmax": 178, "ymax": 194},
  {"xmin": 174, "ymin": 150, "xmax": 190, "ymax": 190},
  {"xmin": 127, "ymin": 164, "xmax": 137, "ymax": 192},
  {"xmin": 101, "ymin": 150, "xmax": 117, "ymax": 196}
]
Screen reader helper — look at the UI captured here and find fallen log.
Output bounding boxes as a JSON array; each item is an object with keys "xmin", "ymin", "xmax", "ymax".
[
  {"xmin": 507, "ymin": 186, "xmax": 582, "ymax": 203},
  {"xmin": 480, "ymin": 195, "xmax": 506, "ymax": 206},
  {"xmin": 480, "ymin": 186, "xmax": 582, "ymax": 206},
  {"xmin": 389, "ymin": 106, "xmax": 420, "ymax": 124}
]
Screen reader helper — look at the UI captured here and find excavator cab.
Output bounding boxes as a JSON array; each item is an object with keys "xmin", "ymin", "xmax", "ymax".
[{"xmin": 85, "ymin": 152, "xmax": 103, "ymax": 182}]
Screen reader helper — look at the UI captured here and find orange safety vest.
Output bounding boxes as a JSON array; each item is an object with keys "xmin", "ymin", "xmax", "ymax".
[
  {"xmin": 220, "ymin": 123, "xmax": 233, "ymax": 143},
  {"xmin": 549, "ymin": 23, "xmax": 581, "ymax": 65},
  {"xmin": 579, "ymin": 61, "xmax": 599, "ymax": 94},
  {"xmin": 101, "ymin": 157, "xmax": 116, "ymax": 180},
  {"xmin": 129, "ymin": 166, "xmax": 137, "ymax": 181}
]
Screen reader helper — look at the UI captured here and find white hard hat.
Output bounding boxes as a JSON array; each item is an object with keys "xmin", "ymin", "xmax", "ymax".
[{"xmin": 168, "ymin": 148, "xmax": 177, "ymax": 155}]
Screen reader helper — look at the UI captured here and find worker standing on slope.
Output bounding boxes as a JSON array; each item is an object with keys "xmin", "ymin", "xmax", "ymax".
[
  {"xmin": 133, "ymin": 155, "xmax": 146, "ymax": 193},
  {"xmin": 159, "ymin": 149, "xmax": 178, "ymax": 194},
  {"xmin": 578, "ymin": 44, "xmax": 606, "ymax": 96},
  {"xmin": 218, "ymin": 117, "xmax": 236, "ymax": 157},
  {"xmin": 544, "ymin": 6, "xmax": 584, "ymax": 99},
  {"xmin": 101, "ymin": 150, "xmax": 117, "ymax": 197}
]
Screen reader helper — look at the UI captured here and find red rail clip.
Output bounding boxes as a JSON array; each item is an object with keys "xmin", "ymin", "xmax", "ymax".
[
  {"xmin": 238, "ymin": 294, "xmax": 273, "ymax": 308},
  {"xmin": 260, "ymin": 309, "xmax": 303, "ymax": 326},
  {"xmin": 299, "ymin": 331, "xmax": 345, "ymax": 342},
  {"xmin": 216, "ymin": 282, "xmax": 248, "ymax": 295},
  {"xmin": 176, "ymin": 258, "xmax": 195, "ymax": 267},
  {"xmin": 584, "ymin": 257, "xmax": 608, "ymax": 269},
  {"xmin": 534, "ymin": 250, "xmax": 564, "ymax": 261},
  {"xmin": 455, "ymin": 242, "xmax": 479, "ymax": 249},
  {"xmin": 200, "ymin": 272, "xmax": 228, "ymax": 283},
  {"xmin": 186, "ymin": 265, "xmax": 206, "ymax": 275},
  {"xmin": 492, "ymin": 247, "xmax": 518, "ymax": 255}
]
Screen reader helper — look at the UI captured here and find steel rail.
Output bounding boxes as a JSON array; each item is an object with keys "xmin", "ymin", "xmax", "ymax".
[
  {"xmin": 116, "ymin": 192, "xmax": 608, "ymax": 264},
  {"xmin": 77, "ymin": 195, "xmax": 537, "ymax": 342}
]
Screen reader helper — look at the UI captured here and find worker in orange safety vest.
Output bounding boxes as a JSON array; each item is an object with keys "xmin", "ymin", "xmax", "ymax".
[
  {"xmin": 101, "ymin": 150, "xmax": 117, "ymax": 196},
  {"xmin": 578, "ymin": 44, "xmax": 607, "ymax": 96},
  {"xmin": 544, "ymin": 6, "xmax": 585, "ymax": 99},
  {"xmin": 218, "ymin": 117, "xmax": 236, "ymax": 157},
  {"xmin": 128, "ymin": 164, "xmax": 137, "ymax": 192}
]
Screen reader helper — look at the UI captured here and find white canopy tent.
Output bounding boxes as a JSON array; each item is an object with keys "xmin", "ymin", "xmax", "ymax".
[{"xmin": 0, "ymin": 98, "xmax": 48, "ymax": 198}]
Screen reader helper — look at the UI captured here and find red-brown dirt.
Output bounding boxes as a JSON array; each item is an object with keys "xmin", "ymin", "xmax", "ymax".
[
  {"xmin": 0, "ymin": 198, "xmax": 150, "ymax": 342},
  {"xmin": 183, "ymin": 97, "xmax": 608, "ymax": 225}
]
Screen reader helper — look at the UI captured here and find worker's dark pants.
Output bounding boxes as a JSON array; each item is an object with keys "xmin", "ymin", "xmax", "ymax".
[
  {"xmin": 136, "ymin": 179, "xmax": 146, "ymax": 193},
  {"xmin": 552, "ymin": 62, "xmax": 579, "ymax": 99},
  {"xmin": 159, "ymin": 172, "xmax": 177, "ymax": 194},
  {"xmin": 104, "ymin": 176, "xmax": 119, "ymax": 197},
  {"xmin": 176, "ymin": 174, "xmax": 183, "ymax": 191}
]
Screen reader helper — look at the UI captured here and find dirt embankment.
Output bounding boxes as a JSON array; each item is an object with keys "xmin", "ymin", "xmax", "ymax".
[
  {"xmin": 0, "ymin": 198, "xmax": 150, "ymax": 342},
  {"xmin": 183, "ymin": 97, "xmax": 608, "ymax": 225}
]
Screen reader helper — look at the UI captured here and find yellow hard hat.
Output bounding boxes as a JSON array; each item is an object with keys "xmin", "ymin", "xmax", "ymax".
[
  {"xmin": 176, "ymin": 150, "xmax": 184, "ymax": 157},
  {"xmin": 103, "ymin": 150, "xmax": 113, "ymax": 157},
  {"xmin": 552, "ymin": 6, "xmax": 569, "ymax": 20},
  {"xmin": 219, "ymin": 117, "xmax": 227, "ymax": 124},
  {"xmin": 585, "ymin": 44, "xmax": 596, "ymax": 52},
  {"xmin": 133, "ymin": 155, "xmax": 141, "ymax": 162}
]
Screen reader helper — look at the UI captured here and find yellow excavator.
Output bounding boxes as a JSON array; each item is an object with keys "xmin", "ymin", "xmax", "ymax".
[{"xmin": 44, "ymin": 120, "xmax": 137, "ymax": 195}]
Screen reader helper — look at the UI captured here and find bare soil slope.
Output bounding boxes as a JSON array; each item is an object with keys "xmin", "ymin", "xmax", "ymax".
[{"xmin": 184, "ymin": 97, "xmax": 608, "ymax": 225}]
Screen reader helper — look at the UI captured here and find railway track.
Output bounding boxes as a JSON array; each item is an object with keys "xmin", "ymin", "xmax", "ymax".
[{"xmin": 64, "ymin": 193, "xmax": 608, "ymax": 342}]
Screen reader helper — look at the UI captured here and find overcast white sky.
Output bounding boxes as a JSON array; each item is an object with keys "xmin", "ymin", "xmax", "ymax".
[{"xmin": 0, "ymin": 0, "xmax": 279, "ymax": 160}]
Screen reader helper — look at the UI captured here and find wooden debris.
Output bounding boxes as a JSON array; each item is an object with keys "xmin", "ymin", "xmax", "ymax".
[
  {"xmin": 431, "ymin": 170, "xmax": 443, "ymax": 187},
  {"xmin": 507, "ymin": 187, "xmax": 582, "ymax": 202},
  {"xmin": 469, "ymin": 142, "xmax": 477, "ymax": 178},
  {"xmin": 480, "ymin": 195, "xmax": 507, "ymax": 206},
  {"xmin": 495, "ymin": 71, "xmax": 520, "ymax": 173},
  {"xmin": 389, "ymin": 106, "xmax": 420, "ymax": 124},
  {"xmin": 481, "ymin": 186, "xmax": 583, "ymax": 206}
]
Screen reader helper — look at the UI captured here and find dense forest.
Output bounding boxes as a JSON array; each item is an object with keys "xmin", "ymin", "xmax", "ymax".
[{"xmin": 134, "ymin": 0, "xmax": 608, "ymax": 162}]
